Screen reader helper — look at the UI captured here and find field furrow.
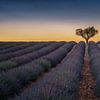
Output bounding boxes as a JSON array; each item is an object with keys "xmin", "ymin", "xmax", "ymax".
[
  {"xmin": 11, "ymin": 42, "xmax": 85, "ymax": 100},
  {"xmin": 0, "ymin": 42, "xmax": 36, "ymax": 54},
  {"xmin": 0, "ymin": 41, "xmax": 99, "ymax": 100},
  {"xmin": 0, "ymin": 42, "xmax": 75, "ymax": 99},
  {"xmin": 0, "ymin": 42, "xmax": 51, "ymax": 62},
  {"xmin": 0, "ymin": 42, "xmax": 65, "ymax": 71}
]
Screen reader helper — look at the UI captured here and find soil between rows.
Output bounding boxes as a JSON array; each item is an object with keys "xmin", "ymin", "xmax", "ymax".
[{"xmin": 78, "ymin": 55, "xmax": 97, "ymax": 100}]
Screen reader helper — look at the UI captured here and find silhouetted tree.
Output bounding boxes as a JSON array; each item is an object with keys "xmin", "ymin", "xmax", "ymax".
[{"xmin": 76, "ymin": 26, "xmax": 98, "ymax": 43}]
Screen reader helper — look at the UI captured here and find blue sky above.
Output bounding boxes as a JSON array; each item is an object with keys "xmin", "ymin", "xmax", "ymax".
[{"xmin": 0, "ymin": 0, "xmax": 100, "ymax": 22}]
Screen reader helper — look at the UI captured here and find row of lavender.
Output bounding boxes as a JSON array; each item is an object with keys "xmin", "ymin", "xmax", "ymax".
[
  {"xmin": 97, "ymin": 41, "xmax": 100, "ymax": 44},
  {"xmin": 0, "ymin": 42, "xmax": 65, "ymax": 71},
  {"xmin": 0, "ymin": 42, "xmax": 26, "ymax": 51},
  {"xmin": 0, "ymin": 42, "xmax": 36, "ymax": 54},
  {"xmin": 97, "ymin": 41, "xmax": 100, "ymax": 48},
  {"xmin": 0, "ymin": 42, "xmax": 63, "ymax": 54},
  {"xmin": 0, "ymin": 42, "xmax": 52, "ymax": 62},
  {"xmin": 88, "ymin": 42, "xmax": 100, "ymax": 98},
  {"xmin": 12, "ymin": 42, "xmax": 85, "ymax": 100},
  {"xmin": 0, "ymin": 42, "xmax": 75, "ymax": 99}
]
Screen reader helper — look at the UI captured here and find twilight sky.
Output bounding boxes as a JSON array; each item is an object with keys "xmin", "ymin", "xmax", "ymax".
[{"xmin": 0, "ymin": 0, "xmax": 100, "ymax": 41}]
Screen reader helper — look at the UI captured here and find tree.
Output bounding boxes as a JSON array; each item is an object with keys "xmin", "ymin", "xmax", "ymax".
[{"xmin": 76, "ymin": 26, "xmax": 98, "ymax": 43}]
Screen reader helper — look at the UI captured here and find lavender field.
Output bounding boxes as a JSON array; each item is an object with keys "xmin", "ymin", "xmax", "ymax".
[{"xmin": 0, "ymin": 41, "xmax": 100, "ymax": 100}]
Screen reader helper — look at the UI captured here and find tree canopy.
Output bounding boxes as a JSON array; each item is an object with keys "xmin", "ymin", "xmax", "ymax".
[{"xmin": 76, "ymin": 26, "xmax": 98, "ymax": 43}]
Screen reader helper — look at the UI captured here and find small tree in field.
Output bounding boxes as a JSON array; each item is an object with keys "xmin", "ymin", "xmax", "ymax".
[{"xmin": 76, "ymin": 26, "xmax": 98, "ymax": 43}]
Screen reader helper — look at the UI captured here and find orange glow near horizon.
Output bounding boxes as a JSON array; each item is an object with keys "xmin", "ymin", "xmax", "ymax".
[{"xmin": 0, "ymin": 20, "xmax": 100, "ymax": 42}]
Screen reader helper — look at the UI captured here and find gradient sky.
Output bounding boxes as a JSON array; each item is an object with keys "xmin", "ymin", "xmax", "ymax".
[{"xmin": 0, "ymin": 0, "xmax": 100, "ymax": 41}]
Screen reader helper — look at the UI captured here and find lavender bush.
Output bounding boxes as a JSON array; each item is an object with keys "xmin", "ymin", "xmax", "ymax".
[
  {"xmin": 0, "ymin": 42, "xmax": 64, "ymax": 71},
  {"xmin": 0, "ymin": 42, "xmax": 50, "ymax": 62},
  {"xmin": 0, "ymin": 42, "xmax": 36, "ymax": 54},
  {"xmin": 0, "ymin": 42, "xmax": 24, "ymax": 51},
  {"xmin": 97, "ymin": 41, "xmax": 100, "ymax": 44},
  {"xmin": 89, "ymin": 41, "xmax": 100, "ymax": 97},
  {"xmin": 0, "ymin": 42, "xmax": 75, "ymax": 98},
  {"xmin": 10, "ymin": 42, "xmax": 64, "ymax": 65},
  {"xmin": 11, "ymin": 42, "xmax": 85, "ymax": 100}
]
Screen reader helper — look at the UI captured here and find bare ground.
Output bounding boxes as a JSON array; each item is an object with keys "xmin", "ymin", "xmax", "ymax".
[{"xmin": 78, "ymin": 56, "xmax": 97, "ymax": 100}]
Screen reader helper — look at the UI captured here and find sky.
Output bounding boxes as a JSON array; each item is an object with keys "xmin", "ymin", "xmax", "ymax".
[{"xmin": 0, "ymin": 0, "xmax": 100, "ymax": 41}]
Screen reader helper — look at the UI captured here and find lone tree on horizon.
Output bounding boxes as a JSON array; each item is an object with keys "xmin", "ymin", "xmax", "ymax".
[{"xmin": 76, "ymin": 26, "xmax": 98, "ymax": 43}]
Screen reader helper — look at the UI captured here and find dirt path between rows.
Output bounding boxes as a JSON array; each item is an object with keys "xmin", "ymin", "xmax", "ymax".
[{"xmin": 78, "ymin": 54, "xmax": 97, "ymax": 100}]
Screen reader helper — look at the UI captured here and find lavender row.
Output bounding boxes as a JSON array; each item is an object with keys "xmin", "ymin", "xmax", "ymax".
[
  {"xmin": 10, "ymin": 42, "xmax": 65, "ymax": 64},
  {"xmin": 0, "ymin": 42, "xmax": 25, "ymax": 51},
  {"xmin": 41, "ymin": 42, "xmax": 76, "ymax": 66},
  {"xmin": 97, "ymin": 41, "xmax": 100, "ymax": 44},
  {"xmin": 12, "ymin": 42, "xmax": 85, "ymax": 100},
  {"xmin": 0, "ymin": 42, "xmax": 75, "ymax": 99},
  {"xmin": 0, "ymin": 42, "xmax": 65, "ymax": 71},
  {"xmin": 0, "ymin": 42, "xmax": 50, "ymax": 62},
  {"xmin": 88, "ymin": 42, "xmax": 100, "ymax": 98},
  {"xmin": 0, "ymin": 42, "xmax": 20, "ymax": 46},
  {"xmin": 0, "ymin": 42, "xmax": 10, "ymax": 46},
  {"xmin": 97, "ymin": 41, "xmax": 100, "ymax": 48},
  {"xmin": 0, "ymin": 42, "xmax": 36, "ymax": 54}
]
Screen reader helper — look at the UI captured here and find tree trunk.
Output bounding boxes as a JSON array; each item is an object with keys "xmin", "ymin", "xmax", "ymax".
[{"xmin": 86, "ymin": 39, "xmax": 89, "ymax": 44}]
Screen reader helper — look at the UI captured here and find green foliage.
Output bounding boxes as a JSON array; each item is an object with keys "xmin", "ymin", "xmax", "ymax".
[{"xmin": 76, "ymin": 26, "xmax": 98, "ymax": 43}]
